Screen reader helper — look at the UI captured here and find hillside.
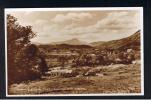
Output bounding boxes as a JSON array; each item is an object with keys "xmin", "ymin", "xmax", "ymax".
[
  {"xmin": 95, "ymin": 30, "xmax": 140, "ymax": 50},
  {"xmin": 37, "ymin": 30, "xmax": 140, "ymax": 51},
  {"xmin": 90, "ymin": 41, "xmax": 106, "ymax": 47},
  {"xmin": 51, "ymin": 38, "xmax": 91, "ymax": 46},
  {"xmin": 38, "ymin": 44, "xmax": 93, "ymax": 51}
]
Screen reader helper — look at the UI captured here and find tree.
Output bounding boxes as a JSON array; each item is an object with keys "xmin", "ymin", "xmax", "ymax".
[{"xmin": 7, "ymin": 14, "xmax": 48, "ymax": 84}]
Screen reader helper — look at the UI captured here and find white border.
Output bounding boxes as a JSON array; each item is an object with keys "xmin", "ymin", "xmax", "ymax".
[{"xmin": 5, "ymin": 7, "xmax": 144, "ymax": 97}]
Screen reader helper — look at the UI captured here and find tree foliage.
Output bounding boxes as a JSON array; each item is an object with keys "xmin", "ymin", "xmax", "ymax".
[{"xmin": 7, "ymin": 15, "xmax": 48, "ymax": 84}]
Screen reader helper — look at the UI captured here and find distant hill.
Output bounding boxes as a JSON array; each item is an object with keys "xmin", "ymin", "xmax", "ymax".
[
  {"xmin": 90, "ymin": 41, "xmax": 106, "ymax": 47},
  {"xmin": 38, "ymin": 30, "xmax": 141, "ymax": 51},
  {"xmin": 38, "ymin": 43, "xmax": 93, "ymax": 51},
  {"xmin": 95, "ymin": 30, "xmax": 140, "ymax": 50},
  {"xmin": 51, "ymin": 38, "xmax": 91, "ymax": 46}
]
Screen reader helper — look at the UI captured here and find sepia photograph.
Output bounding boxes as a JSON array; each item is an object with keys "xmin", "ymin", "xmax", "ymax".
[{"xmin": 5, "ymin": 7, "xmax": 143, "ymax": 96}]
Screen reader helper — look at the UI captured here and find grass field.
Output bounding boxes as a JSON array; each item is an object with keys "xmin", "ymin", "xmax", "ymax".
[{"xmin": 8, "ymin": 61, "xmax": 141, "ymax": 95}]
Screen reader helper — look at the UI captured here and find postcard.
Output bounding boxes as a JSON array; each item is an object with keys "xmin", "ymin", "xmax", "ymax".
[{"xmin": 5, "ymin": 7, "xmax": 144, "ymax": 96}]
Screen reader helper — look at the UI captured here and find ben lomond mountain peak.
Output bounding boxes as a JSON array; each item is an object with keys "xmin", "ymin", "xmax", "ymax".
[
  {"xmin": 51, "ymin": 38, "xmax": 91, "ymax": 45},
  {"xmin": 70, "ymin": 38, "xmax": 79, "ymax": 41},
  {"xmin": 34, "ymin": 30, "xmax": 140, "ymax": 50}
]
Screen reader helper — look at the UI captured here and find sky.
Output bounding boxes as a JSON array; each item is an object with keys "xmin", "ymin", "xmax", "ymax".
[{"xmin": 6, "ymin": 9, "xmax": 141, "ymax": 44}]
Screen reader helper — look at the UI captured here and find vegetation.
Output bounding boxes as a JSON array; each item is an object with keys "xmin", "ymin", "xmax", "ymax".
[
  {"xmin": 7, "ymin": 15, "xmax": 141, "ymax": 94},
  {"xmin": 7, "ymin": 15, "xmax": 48, "ymax": 84},
  {"xmin": 9, "ymin": 62, "xmax": 141, "ymax": 94}
]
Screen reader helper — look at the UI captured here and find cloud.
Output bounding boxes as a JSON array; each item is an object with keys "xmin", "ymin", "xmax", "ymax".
[
  {"xmin": 7, "ymin": 10, "xmax": 140, "ymax": 43},
  {"xmin": 94, "ymin": 11, "xmax": 139, "ymax": 30},
  {"xmin": 32, "ymin": 11, "xmax": 140, "ymax": 43},
  {"xmin": 62, "ymin": 11, "xmax": 139, "ymax": 35},
  {"xmin": 35, "ymin": 19, "xmax": 48, "ymax": 25},
  {"xmin": 51, "ymin": 12, "xmax": 93, "ymax": 23}
]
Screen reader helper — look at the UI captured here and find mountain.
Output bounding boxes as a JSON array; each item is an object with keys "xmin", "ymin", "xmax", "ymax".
[
  {"xmin": 38, "ymin": 38, "xmax": 93, "ymax": 50},
  {"xmin": 38, "ymin": 30, "xmax": 140, "ymax": 51},
  {"xmin": 94, "ymin": 30, "xmax": 140, "ymax": 50},
  {"xmin": 51, "ymin": 38, "xmax": 91, "ymax": 46},
  {"xmin": 90, "ymin": 41, "xmax": 106, "ymax": 47}
]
